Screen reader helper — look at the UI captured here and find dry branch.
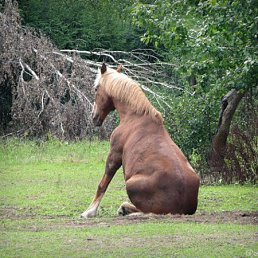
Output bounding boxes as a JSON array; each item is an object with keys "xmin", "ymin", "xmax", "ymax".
[
  {"xmin": 60, "ymin": 48, "xmax": 187, "ymax": 111},
  {"xmin": 0, "ymin": 2, "xmax": 100, "ymax": 139}
]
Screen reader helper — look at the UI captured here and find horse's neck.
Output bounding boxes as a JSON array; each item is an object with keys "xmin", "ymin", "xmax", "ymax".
[
  {"xmin": 113, "ymin": 99, "xmax": 137, "ymax": 123},
  {"xmin": 113, "ymin": 99, "xmax": 160, "ymax": 129}
]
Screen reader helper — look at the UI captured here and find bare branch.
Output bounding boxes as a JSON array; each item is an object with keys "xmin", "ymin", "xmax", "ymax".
[
  {"xmin": 18, "ymin": 58, "xmax": 25, "ymax": 83},
  {"xmin": 52, "ymin": 51, "xmax": 74, "ymax": 63},
  {"xmin": 24, "ymin": 63, "xmax": 39, "ymax": 80},
  {"xmin": 37, "ymin": 91, "xmax": 45, "ymax": 118}
]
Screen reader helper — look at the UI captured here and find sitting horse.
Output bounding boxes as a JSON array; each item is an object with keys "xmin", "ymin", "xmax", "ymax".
[{"xmin": 81, "ymin": 63, "xmax": 200, "ymax": 218}]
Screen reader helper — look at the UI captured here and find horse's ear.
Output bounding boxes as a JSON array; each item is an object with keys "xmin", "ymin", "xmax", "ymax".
[
  {"xmin": 117, "ymin": 64, "xmax": 123, "ymax": 73},
  {"xmin": 101, "ymin": 63, "xmax": 107, "ymax": 74}
]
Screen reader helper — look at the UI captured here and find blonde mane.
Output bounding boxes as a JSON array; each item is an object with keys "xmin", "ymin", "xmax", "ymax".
[{"xmin": 97, "ymin": 67, "xmax": 163, "ymax": 124}]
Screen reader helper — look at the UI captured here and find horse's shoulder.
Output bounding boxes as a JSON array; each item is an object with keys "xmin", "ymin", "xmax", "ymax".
[{"xmin": 110, "ymin": 125, "xmax": 126, "ymax": 148}]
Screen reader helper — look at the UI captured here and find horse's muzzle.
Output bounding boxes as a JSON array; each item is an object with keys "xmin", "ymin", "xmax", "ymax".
[{"xmin": 93, "ymin": 115, "xmax": 103, "ymax": 127}]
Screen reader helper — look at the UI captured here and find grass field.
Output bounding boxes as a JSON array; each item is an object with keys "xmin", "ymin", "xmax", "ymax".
[{"xmin": 0, "ymin": 138, "xmax": 257, "ymax": 257}]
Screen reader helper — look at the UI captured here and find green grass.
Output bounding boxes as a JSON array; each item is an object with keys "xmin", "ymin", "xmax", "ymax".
[
  {"xmin": 0, "ymin": 138, "xmax": 257, "ymax": 257},
  {"xmin": 1, "ymin": 220, "xmax": 256, "ymax": 258}
]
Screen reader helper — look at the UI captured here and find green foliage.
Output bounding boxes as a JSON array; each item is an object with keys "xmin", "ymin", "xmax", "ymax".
[
  {"xmin": 132, "ymin": 0, "xmax": 258, "ymax": 92},
  {"xmin": 164, "ymin": 91, "xmax": 217, "ymax": 156},
  {"xmin": 189, "ymin": 148, "xmax": 202, "ymax": 169},
  {"xmin": 18, "ymin": 0, "xmax": 144, "ymax": 51}
]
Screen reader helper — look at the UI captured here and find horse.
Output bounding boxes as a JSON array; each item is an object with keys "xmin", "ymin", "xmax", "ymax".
[{"xmin": 81, "ymin": 63, "xmax": 200, "ymax": 218}]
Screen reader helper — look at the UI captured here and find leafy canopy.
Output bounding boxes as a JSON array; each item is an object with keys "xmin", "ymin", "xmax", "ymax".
[
  {"xmin": 132, "ymin": 0, "xmax": 258, "ymax": 94},
  {"xmin": 19, "ymin": 0, "xmax": 144, "ymax": 51}
]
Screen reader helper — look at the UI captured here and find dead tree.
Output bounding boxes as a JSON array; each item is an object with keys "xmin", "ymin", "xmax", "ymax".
[{"xmin": 209, "ymin": 89, "xmax": 247, "ymax": 182}]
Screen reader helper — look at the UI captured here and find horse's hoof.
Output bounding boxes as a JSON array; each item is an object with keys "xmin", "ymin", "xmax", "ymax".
[
  {"xmin": 80, "ymin": 214, "xmax": 86, "ymax": 219},
  {"xmin": 80, "ymin": 209, "xmax": 96, "ymax": 218},
  {"xmin": 117, "ymin": 206, "xmax": 126, "ymax": 216},
  {"xmin": 80, "ymin": 213, "xmax": 87, "ymax": 219}
]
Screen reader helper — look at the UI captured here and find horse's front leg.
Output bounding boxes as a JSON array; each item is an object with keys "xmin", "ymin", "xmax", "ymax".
[{"xmin": 80, "ymin": 151, "xmax": 121, "ymax": 218}]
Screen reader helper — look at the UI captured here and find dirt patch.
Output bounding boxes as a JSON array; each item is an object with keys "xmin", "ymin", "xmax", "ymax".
[
  {"xmin": 1, "ymin": 207, "xmax": 257, "ymax": 228},
  {"xmin": 68, "ymin": 211, "xmax": 258, "ymax": 228},
  {"xmin": 164, "ymin": 211, "xmax": 258, "ymax": 224}
]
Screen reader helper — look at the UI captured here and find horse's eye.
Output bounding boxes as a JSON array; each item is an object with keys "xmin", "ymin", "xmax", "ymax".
[
  {"xmin": 94, "ymin": 85, "xmax": 100, "ymax": 92},
  {"xmin": 92, "ymin": 87, "xmax": 98, "ymax": 94}
]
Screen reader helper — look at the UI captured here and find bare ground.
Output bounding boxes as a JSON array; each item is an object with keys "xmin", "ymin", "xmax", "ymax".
[
  {"xmin": 1, "ymin": 207, "xmax": 257, "ymax": 229},
  {"xmin": 68, "ymin": 211, "xmax": 258, "ymax": 228}
]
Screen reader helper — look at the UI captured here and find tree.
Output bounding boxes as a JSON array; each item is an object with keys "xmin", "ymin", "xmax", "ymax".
[
  {"xmin": 209, "ymin": 89, "xmax": 247, "ymax": 179},
  {"xmin": 132, "ymin": 0, "xmax": 258, "ymax": 180},
  {"xmin": 133, "ymin": 0, "xmax": 257, "ymax": 91},
  {"xmin": 18, "ymin": 0, "xmax": 145, "ymax": 51}
]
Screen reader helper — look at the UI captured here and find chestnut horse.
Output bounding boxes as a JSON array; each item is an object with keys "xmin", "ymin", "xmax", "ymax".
[{"xmin": 81, "ymin": 63, "xmax": 200, "ymax": 218}]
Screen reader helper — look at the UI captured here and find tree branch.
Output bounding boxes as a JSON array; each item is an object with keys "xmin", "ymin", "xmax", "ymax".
[{"xmin": 24, "ymin": 63, "xmax": 39, "ymax": 80}]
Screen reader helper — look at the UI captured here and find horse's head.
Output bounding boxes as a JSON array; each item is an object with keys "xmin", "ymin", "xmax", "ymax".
[{"xmin": 92, "ymin": 63, "xmax": 117, "ymax": 126}]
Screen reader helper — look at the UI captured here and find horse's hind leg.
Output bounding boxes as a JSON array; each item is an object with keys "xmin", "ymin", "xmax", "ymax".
[{"xmin": 117, "ymin": 202, "xmax": 141, "ymax": 216}]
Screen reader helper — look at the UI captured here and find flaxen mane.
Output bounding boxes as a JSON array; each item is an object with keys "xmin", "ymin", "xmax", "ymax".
[{"xmin": 98, "ymin": 67, "xmax": 163, "ymax": 124}]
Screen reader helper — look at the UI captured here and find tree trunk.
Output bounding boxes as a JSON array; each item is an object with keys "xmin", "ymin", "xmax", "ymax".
[{"xmin": 209, "ymin": 89, "xmax": 247, "ymax": 182}]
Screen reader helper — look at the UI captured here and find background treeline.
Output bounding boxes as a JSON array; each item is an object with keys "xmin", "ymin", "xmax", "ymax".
[
  {"xmin": 0, "ymin": 0, "xmax": 257, "ymax": 183},
  {"xmin": 18, "ymin": 0, "xmax": 145, "ymax": 51}
]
